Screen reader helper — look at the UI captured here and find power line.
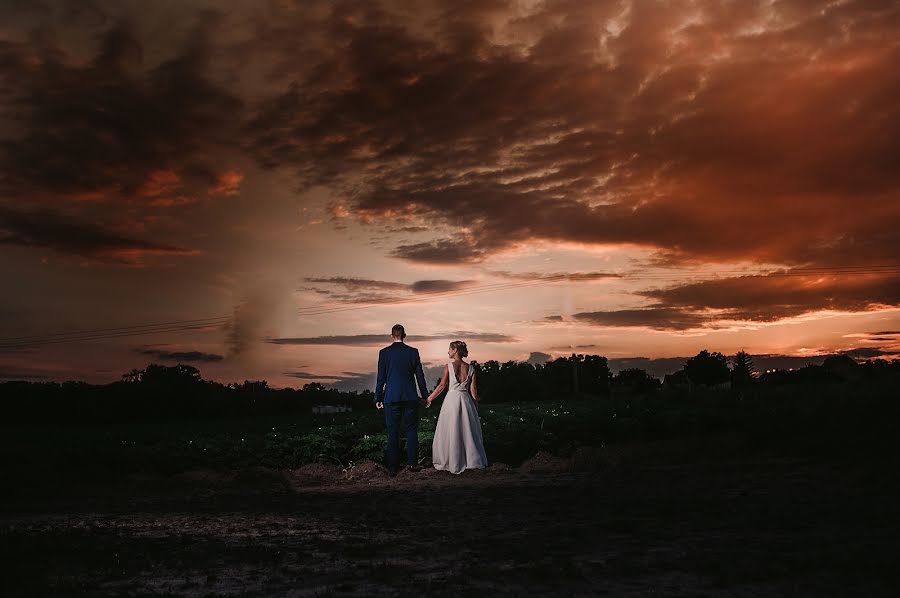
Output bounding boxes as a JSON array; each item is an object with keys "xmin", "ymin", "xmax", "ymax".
[
  {"xmin": 0, "ymin": 315, "xmax": 232, "ymax": 343},
  {"xmin": 294, "ymin": 264, "xmax": 900, "ymax": 316},
  {"xmin": 3, "ymin": 264, "xmax": 900, "ymax": 350},
  {"xmin": 0, "ymin": 278, "xmax": 568, "ymax": 349},
  {"xmin": 295, "ymin": 274, "xmax": 579, "ymax": 315},
  {"xmin": 0, "ymin": 321, "xmax": 229, "ymax": 349}
]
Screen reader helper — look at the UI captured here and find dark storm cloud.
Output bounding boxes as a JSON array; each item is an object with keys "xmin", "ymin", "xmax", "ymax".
[
  {"xmin": 302, "ymin": 276, "xmax": 477, "ymax": 303},
  {"xmin": 492, "ymin": 270, "xmax": 622, "ymax": 282},
  {"xmin": 0, "ymin": 12, "xmax": 242, "ymax": 204},
  {"xmin": 0, "ymin": 205, "xmax": 197, "ymax": 262},
  {"xmin": 301, "ymin": 277, "xmax": 406, "ymax": 304},
  {"xmin": 241, "ymin": 0, "xmax": 900, "ymax": 275},
  {"xmin": 546, "ymin": 268, "xmax": 900, "ymax": 331},
  {"xmin": 266, "ymin": 331, "xmax": 518, "ymax": 346},
  {"xmin": 284, "ymin": 370, "xmax": 353, "ymax": 381},
  {"xmin": 409, "ymin": 279, "xmax": 476, "ymax": 293},
  {"xmin": 304, "ymin": 277, "xmax": 408, "ymax": 291},
  {"xmin": 0, "ymin": 0, "xmax": 110, "ymax": 27},
  {"xmin": 239, "ymin": 0, "xmax": 900, "ymax": 336},
  {"xmin": 2, "ymin": 0, "xmax": 898, "ymax": 329},
  {"xmin": 134, "ymin": 347, "xmax": 224, "ymax": 363},
  {"xmin": 390, "ymin": 239, "xmax": 490, "ymax": 265},
  {"xmin": 571, "ymin": 307, "xmax": 713, "ymax": 331},
  {"xmin": 636, "ymin": 271, "xmax": 900, "ymax": 324}
]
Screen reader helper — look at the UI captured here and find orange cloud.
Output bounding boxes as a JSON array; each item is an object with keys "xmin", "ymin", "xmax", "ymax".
[
  {"xmin": 239, "ymin": 0, "xmax": 900, "ymax": 276},
  {"xmin": 136, "ymin": 169, "xmax": 182, "ymax": 198},
  {"xmin": 209, "ymin": 169, "xmax": 243, "ymax": 197}
]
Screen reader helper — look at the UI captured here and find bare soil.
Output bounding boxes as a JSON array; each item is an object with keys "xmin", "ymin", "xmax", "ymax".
[{"xmin": 2, "ymin": 444, "xmax": 898, "ymax": 596}]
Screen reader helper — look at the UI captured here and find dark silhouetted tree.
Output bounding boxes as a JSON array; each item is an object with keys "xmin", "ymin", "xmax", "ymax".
[
  {"xmin": 612, "ymin": 368, "xmax": 661, "ymax": 394},
  {"xmin": 139, "ymin": 363, "xmax": 202, "ymax": 387},
  {"xmin": 121, "ymin": 368, "xmax": 142, "ymax": 383},
  {"xmin": 544, "ymin": 354, "xmax": 611, "ymax": 397},
  {"xmin": 467, "ymin": 360, "xmax": 544, "ymax": 403},
  {"xmin": 731, "ymin": 350, "xmax": 756, "ymax": 386},
  {"xmin": 821, "ymin": 354, "xmax": 862, "ymax": 381},
  {"xmin": 684, "ymin": 350, "xmax": 730, "ymax": 385}
]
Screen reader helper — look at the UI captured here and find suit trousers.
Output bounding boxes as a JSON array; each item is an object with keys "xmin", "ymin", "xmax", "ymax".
[{"xmin": 384, "ymin": 399, "xmax": 419, "ymax": 470}]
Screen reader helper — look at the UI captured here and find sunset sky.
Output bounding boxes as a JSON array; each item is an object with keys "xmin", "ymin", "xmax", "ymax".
[{"xmin": 1, "ymin": 0, "xmax": 899, "ymax": 390}]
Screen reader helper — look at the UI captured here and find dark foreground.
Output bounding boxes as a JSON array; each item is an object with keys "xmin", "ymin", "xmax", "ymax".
[{"xmin": 2, "ymin": 442, "xmax": 898, "ymax": 597}]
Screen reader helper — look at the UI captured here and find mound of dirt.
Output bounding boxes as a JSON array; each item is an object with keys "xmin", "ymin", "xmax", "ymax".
[
  {"xmin": 344, "ymin": 459, "xmax": 388, "ymax": 482},
  {"xmin": 282, "ymin": 463, "xmax": 343, "ymax": 488},
  {"xmin": 517, "ymin": 451, "xmax": 572, "ymax": 473},
  {"xmin": 129, "ymin": 452, "xmax": 592, "ymax": 498}
]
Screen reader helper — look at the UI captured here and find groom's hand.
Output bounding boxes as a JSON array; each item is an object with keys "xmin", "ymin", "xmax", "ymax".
[{"xmin": 375, "ymin": 401, "xmax": 384, "ymax": 410}]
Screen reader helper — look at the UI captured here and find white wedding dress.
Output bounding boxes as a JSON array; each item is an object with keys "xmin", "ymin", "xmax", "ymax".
[{"xmin": 432, "ymin": 360, "xmax": 488, "ymax": 474}]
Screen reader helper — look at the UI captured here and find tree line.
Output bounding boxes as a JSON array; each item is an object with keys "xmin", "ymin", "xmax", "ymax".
[
  {"xmin": 469, "ymin": 350, "xmax": 900, "ymax": 402},
  {"xmin": 2, "ymin": 351, "xmax": 898, "ymax": 423}
]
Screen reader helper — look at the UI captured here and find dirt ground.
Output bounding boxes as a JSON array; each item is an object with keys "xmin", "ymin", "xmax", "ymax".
[{"xmin": 2, "ymin": 444, "xmax": 898, "ymax": 597}]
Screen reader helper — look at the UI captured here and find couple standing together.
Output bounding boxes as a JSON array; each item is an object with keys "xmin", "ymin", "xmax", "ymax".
[{"xmin": 374, "ymin": 324, "xmax": 489, "ymax": 476}]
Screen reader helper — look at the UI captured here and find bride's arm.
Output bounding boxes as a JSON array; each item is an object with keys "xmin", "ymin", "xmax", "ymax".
[
  {"xmin": 470, "ymin": 368, "xmax": 479, "ymax": 404},
  {"xmin": 425, "ymin": 365, "xmax": 448, "ymax": 406}
]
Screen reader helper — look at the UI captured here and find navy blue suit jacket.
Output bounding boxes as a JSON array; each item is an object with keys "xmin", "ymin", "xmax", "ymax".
[{"xmin": 375, "ymin": 341, "xmax": 429, "ymax": 404}]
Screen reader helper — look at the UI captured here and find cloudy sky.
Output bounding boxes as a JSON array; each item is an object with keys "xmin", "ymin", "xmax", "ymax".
[{"xmin": 1, "ymin": 0, "xmax": 899, "ymax": 389}]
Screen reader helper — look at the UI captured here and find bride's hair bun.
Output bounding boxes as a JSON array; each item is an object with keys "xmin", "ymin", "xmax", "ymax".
[{"xmin": 450, "ymin": 340, "xmax": 468, "ymax": 358}]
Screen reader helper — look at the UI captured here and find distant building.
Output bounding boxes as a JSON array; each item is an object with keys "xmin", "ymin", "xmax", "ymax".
[{"xmin": 312, "ymin": 404, "xmax": 352, "ymax": 414}]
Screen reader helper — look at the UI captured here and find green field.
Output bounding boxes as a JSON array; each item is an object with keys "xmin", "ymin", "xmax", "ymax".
[
  {"xmin": 3, "ymin": 380, "xmax": 899, "ymax": 596},
  {"xmin": 3, "ymin": 379, "xmax": 896, "ymax": 493}
]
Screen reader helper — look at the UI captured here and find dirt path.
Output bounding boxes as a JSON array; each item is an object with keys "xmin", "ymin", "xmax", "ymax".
[{"xmin": 2, "ymin": 452, "xmax": 898, "ymax": 596}]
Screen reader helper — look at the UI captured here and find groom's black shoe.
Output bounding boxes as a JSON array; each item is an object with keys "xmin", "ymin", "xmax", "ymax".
[
  {"xmin": 407, "ymin": 464, "xmax": 421, "ymax": 472},
  {"xmin": 387, "ymin": 468, "xmax": 398, "ymax": 477}
]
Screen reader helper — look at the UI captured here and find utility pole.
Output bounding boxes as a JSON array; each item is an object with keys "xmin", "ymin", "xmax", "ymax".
[{"xmin": 571, "ymin": 354, "xmax": 579, "ymax": 397}]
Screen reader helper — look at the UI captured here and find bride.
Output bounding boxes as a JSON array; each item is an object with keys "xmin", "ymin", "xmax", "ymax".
[{"xmin": 425, "ymin": 340, "xmax": 489, "ymax": 473}]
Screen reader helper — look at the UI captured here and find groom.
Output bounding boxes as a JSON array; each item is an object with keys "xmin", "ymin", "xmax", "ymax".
[{"xmin": 374, "ymin": 324, "xmax": 429, "ymax": 477}]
